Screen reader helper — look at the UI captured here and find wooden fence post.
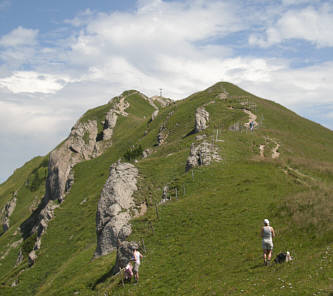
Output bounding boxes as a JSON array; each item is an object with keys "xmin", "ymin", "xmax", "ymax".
[{"xmin": 155, "ymin": 203, "xmax": 159, "ymax": 220}]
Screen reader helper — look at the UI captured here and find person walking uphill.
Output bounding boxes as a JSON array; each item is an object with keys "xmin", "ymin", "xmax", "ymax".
[
  {"xmin": 261, "ymin": 219, "xmax": 275, "ymax": 266},
  {"xmin": 133, "ymin": 248, "xmax": 143, "ymax": 282}
]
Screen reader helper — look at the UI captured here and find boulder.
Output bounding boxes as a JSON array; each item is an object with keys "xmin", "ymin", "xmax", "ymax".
[
  {"xmin": 95, "ymin": 162, "xmax": 139, "ymax": 257},
  {"xmin": 195, "ymin": 107, "xmax": 209, "ymax": 133},
  {"xmin": 186, "ymin": 141, "xmax": 221, "ymax": 171},
  {"xmin": 111, "ymin": 241, "xmax": 139, "ymax": 275}
]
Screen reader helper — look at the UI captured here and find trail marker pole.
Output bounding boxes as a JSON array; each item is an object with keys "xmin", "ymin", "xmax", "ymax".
[
  {"xmin": 175, "ymin": 188, "xmax": 178, "ymax": 199},
  {"xmin": 183, "ymin": 184, "xmax": 186, "ymax": 196},
  {"xmin": 192, "ymin": 170, "xmax": 194, "ymax": 180},
  {"xmin": 148, "ymin": 221, "xmax": 154, "ymax": 234},
  {"xmin": 141, "ymin": 238, "xmax": 146, "ymax": 253},
  {"xmin": 155, "ymin": 203, "xmax": 159, "ymax": 220}
]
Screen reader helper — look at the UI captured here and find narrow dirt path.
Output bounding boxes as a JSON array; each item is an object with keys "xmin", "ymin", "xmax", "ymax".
[
  {"xmin": 243, "ymin": 109, "xmax": 257, "ymax": 129},
  {"xmin": 272, "ymin": 143, "xmax": 280, "ymax": 159},
  {"xmin": 259, "ymin": 144, "xmax": 265, "ymax": 157}
]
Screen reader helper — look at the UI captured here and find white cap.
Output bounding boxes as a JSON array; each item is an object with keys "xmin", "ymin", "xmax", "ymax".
[{"xmin": 264, "ymin": 219, "xmax": 270, "ymax": 225}]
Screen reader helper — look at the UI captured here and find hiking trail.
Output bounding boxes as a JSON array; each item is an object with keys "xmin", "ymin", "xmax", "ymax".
[{"xmin": 243, "ymin": 109, "xmax": 257, "ymax": 129}]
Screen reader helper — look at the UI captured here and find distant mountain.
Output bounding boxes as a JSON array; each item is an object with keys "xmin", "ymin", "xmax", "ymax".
[{"xmin": 0, "ymin": 82, "xmax": 332, "ymax": 296}]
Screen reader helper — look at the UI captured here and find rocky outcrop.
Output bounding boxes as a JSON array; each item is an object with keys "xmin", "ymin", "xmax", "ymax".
[
  {"xmin": 195, "ymin": 107, "xmax": 209, "ymax": 133},
  {"xmin": 111, "ymin": 240, "xmax": 139, "ymax": 275},
  {"xmin": 95, "ymin": 162, "xmax": 139, "ymax": 257},
  {"xmin": 186, "ymin": 141, "xmax": 221, "ymax": 171},
  {"xmin": 47, "ymin": 120, "xmax": 99, "ymax": 203},
  {"xmin": 159, "ymin": 185, "xmax": 170, "ymax": 204},
  {"xmin": 142, "ymin": 148, "xmax": 153, "ymax": 158},
  {"xmin": 149, "ymin": 95, "xmax": 172, "ymax": 108},
  {"xmin": 157, "ymin": 110, "xmax": 174, "ymax": 146},
  {"xmin": 20, "ymin": 95, "xmax": 131, "ymax": 265},
  {"xmin": 102, "ymin": 96, "xmax": 129, "ymax": 141},
  {"xmin": 151, "ymin": 110, "xmax": 159, "ymax": 121},
  {"xmin": 1, "ymin": 193, "xmax": 17, "ymax": 233},
  {"xmin": 157, "ymin": 125, "xmax": 168, "ymax": 146}
]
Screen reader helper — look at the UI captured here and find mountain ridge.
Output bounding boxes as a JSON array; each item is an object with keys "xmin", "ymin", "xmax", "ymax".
[{"xmin": 0, "ymin": 82, "xmax": 332, "ymax": 295}]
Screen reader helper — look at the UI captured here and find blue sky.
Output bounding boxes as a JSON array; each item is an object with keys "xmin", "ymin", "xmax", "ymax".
[{"xmin": 0, "ymin": 0, "xmax": 333, "ymax": 182}]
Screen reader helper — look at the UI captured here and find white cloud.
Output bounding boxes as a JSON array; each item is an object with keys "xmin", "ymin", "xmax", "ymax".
[
  {"xmin": 0, "ymin": 26, "xmax": 38, "ymax": 47},
  {"xmin": 0, "ymin": 71, "xmax": 73, "ymax": 94},
  {"xmin": 0, "ymin": 0, "xmax": 333, "ymax": 182},
  {"xmin": 249, "ymin": 4, "xmax": 333, "ymax": 47}
]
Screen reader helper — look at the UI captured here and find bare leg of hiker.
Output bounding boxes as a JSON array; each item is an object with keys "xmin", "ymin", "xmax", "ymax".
[
  {"xmin": 133, "ymin": 263, "xmax": 140, "ymax": 282},
  {"xmin": 267, "ymin": 249, "xmax": 272, "ymax": 265},
  {"xmin": 263, "ymin": 250, "xmax": 268, "ymax": 265}
]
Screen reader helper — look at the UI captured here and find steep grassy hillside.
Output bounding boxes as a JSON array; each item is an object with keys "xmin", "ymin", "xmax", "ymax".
[{"xmin": 0, "ymin": 82, "xmax": 332, "ymax": 296}]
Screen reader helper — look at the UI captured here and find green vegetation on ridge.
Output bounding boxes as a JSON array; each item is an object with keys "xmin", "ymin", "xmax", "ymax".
[{"xmin": 0, "ymin": 82, "xmax": 332, "ymax": 296}]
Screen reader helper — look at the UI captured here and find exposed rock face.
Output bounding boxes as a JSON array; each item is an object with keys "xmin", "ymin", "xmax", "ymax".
[
  {"xmin": 195, "ymin": 107, "xmax": 209, "ymax": 133},
  {"xmin": 2, "ymin": 194, "xmax": 17, "ymax": 233},
  {"xmin": 47, "ymin": 120, "xmax": 99, "ymax": 203},
  {"xmin": 157, "ymin": 125, "xmax": 168, "ymax": 146},
  {"xmin": 151, "ymin": 110, "xmax": 159, "ymax": 121},
  {"xmin": 157, "ymin": 110, "xmax": 174, "ymax": 146},
  {"xmin": 20, "ymin": 96, "xmax": 131, "ymax": 266},
  {"xmin": 111, "ymin": 240, "xmax": 139, "ymax": 275},
  {"xmin": 142, "ymin": 148, "xmax": 153, "ymax": 158},
  {"xmin": 103, "ymin": 96, "xmax": 129, "ymax": 141},
  {"xmin": 149, "ymin": 95, "xmax": 172, "ymax": 108},
  {"xmin": 186, "ymin": 141, "xmax": 221, "ymax": 171},
  {"xmin": 95, "ymin": 162, "xmax": 139, "ymax": 257},
  {"xmin": 159, "ymin": 185, "xmax": 170, "ymax": 204}
]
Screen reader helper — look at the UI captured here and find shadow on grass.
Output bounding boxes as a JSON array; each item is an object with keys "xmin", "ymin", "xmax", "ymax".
[
  {"xmin": 183, "ymin": 129, "xmax": 196, "ymax": 138},
  {"xmin": 250, "ymin": 263, "xmax": 264, "ymax": 269},
  {"xmin": 92, "ymin": 269, "xmax": 114, "ymax": 290}
]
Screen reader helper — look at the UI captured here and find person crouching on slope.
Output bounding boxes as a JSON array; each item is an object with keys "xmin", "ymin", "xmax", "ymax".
[
  {"xmin": 133, "ymin": 248, "xmax": 143, "ymax": 282},
  {"xmin": 261, "ymin": 219, "xmax": 275, "ymax": 266}
]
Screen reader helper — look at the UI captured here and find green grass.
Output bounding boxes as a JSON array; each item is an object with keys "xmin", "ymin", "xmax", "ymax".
[{"xmin": 0, "ymin": 82, "xmax": 332, "ymax": 296}]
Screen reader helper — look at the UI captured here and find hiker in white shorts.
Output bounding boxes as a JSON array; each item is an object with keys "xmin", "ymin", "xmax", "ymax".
[
  {"xmin": 133, "ymin": 248, "xmax": 143, "ymax": 282},
  {"xmin": 261, "ymin": 219, "xmax": 275, "ymax": 266}
]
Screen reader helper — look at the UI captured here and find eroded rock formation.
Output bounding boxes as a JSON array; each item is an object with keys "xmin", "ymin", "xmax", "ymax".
[
  {"xmin": 186, "ymin": 141, "xmax": 221, "ymax": 171},
  {"xmin": 20, "ymin": 95, "xmax": 131, "ymax": 266},
  {"xmin": 157, "ymin": 111, "xmax": 174, "ymax": 146},
  {"xmin": 195, "ymin": 107, "xmax": 209, "ymax": 133},
  {"xmin": 1, "ymin": 193, "xmax": 17, "ymax": 233},
  {"xmin": 95, "ymin": 162, "xmax": 139, "ymax": 257},
  {"xmin": 111, "ymin": 240, "xmax": 139, "ymax": 275}
]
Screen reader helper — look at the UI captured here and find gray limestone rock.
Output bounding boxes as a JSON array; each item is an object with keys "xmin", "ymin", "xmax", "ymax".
[
  {"xmin": 195, "ymin": 107, "xmax": 209, "ymax": 133},
  {"xmin": 111, "ymin": 240, "xmax": 139, "ymax": 275},
  {"xmin": 151, "ymin": 110, "xmax": 159, "ymax": 121},
  {"xmin": 95, "ymin": 162, "xmax": 139, "ymax": 257},
  {"xmin": 157, "ymin": 111, "xmax": 174, "ymax": 146},
  {"xmin": 157, "ymin": 126, "xmax": 168, "ymax": 146},
  {"xmin": 186, "ymin": 141, "xmax": 221, "ymax": 171},
  {"xmin": 20, "ymin": 95, "xmax": 132, "ymax": 266},
  {"xmin": 47, "ymin": 120, "xmax": 99, "ymax": 203},
  {"xmin": 142, "ymin": 148, "xmax": 153, "ymax": 158},
  {"xmin": 28, "ymin": 250, "xmax": 37, "ymax": 267},
  {"xmin": 1, "ymin": 194, "xmax": 17, "ymax": 233},
  {"xmin": 102, "ymin": 96, "xmax": 129, "ymax": 141}
]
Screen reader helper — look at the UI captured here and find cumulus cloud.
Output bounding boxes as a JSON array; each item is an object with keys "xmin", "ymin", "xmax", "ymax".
[
  {"xmin": 0, "ymin": 26, "xmax": 38, "ymax": 47},
  {"xmin": 0, "ymin": 71, "xmax": 73, "ymax": 94},
  {"xmin": 249, "ymin": 3, "xmax": 333, "ymax": 48},
  {"xmin": 0, "ymin": 0, "xmax": 333, "ymax": 182}
]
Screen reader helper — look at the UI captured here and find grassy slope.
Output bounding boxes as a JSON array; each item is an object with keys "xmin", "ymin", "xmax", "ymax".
[
  {"xmin": 0, "ymin": 156, "xmax": 48, "ymax": 282},
  {"xmin": 0, "ymin": 83, "xmax": 332, "ymax": 295}
]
